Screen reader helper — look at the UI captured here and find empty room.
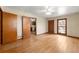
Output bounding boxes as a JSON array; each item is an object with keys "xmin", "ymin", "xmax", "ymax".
[{"xmin": 0, "ymin": 6, "xmax": 79, "ymax": 53}]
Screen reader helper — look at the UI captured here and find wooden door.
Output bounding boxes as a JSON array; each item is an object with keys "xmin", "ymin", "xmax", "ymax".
[
  {"xmin": 23, "ymin": 16, "xmax": 30, "ymax": 39},
  {"xmin": 3, "ymin": 12, "xmax": 17, "ymax": 44},
  {"xmin": 48, "ymin": 20, "xmax": 54, "ymax": 34},
  {"xmin": 0, "ymin": 9, "xmax": 1, "ymax": 44}
]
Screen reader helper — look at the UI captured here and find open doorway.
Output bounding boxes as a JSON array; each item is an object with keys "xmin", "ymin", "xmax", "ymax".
[
  {"xmin": 30, "ymin": 17, "xmax": 37, "ymax": 35},
  {"xmin": 57, "ymin": 18, "xmax": 67, "ymax": 35}
]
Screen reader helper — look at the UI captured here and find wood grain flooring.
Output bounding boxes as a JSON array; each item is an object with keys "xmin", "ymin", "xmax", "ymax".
[{"xmin": 0, "ymin": 34, "xmax": 79, "ymax": 53}]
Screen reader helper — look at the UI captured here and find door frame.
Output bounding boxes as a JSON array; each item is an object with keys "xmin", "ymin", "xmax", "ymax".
[
  {"xmin": 22, "ymin": 16, "xmax": 23, "ymax": 39},
  {"xmin": 57, "ymin": 18, "xmax": 67, "ymax": 35}
]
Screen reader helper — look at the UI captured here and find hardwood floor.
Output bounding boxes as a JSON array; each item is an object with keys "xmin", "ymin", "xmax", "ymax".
[{"xmin": 0, "ymin": 34, "xmax": 79, "ymax": 53}]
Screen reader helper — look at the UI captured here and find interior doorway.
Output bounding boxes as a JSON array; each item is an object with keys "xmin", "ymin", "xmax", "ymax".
[
  {"xmin": 57, "ymin": 18, "xmax": 67, "ymax": 35},
  {"xmin": 22, "ymin": 17, "xmax": 36, "ymax": 39},
  {"xmin": 30, "ymin": 17, "xmax": 36, "ymax": 35}
]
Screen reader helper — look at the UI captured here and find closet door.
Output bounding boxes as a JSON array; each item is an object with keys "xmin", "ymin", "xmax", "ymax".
[
  {"xmin": 48, "ymin": 20, "xmax": 54, "ymax": 34},
  {"xmin": 23, "ymin": 16, "xmax": 30, "ymax": 39},
  {"xmin": 3, "ymin": 12, "xmax": 17, "ymax": 44}
]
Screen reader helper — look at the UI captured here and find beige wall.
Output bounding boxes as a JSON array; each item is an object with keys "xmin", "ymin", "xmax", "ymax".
[{"xmin": 48, "ymin": 13, "xmax": 79, "ymax": 37}]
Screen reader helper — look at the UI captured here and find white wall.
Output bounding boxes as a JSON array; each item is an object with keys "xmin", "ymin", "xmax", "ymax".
[
  {"xmin": 1, "ymin": 6, "xmax": 48, "ymax": 39},
  {"xmin": 36, "ymin": 17, "xmax": 48, "ymax": 35},
  {"xmin": 48, "ymin": 13, "xmax": 79, "ymax": 37},
  {"xmin": 17, "ymin": 15, "xmax": 22, "ymax": 39}
]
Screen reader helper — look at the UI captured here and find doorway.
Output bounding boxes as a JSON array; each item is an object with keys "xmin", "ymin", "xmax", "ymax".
[
  {"xmin": 57, "ymin": 18, "xmax": 67, "ymax": 35},
  {"xmin": 30, "ymin": 17, "xmax": 36, "ymax": 35},
  {"xmin": 22, "ymin": 17, "xmax": 37, "ymax": 39}
]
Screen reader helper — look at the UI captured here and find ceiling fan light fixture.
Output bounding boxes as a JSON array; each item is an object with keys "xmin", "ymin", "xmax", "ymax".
[
  {"xmin": 48, "ymin": 8, "xmax": 55, "ymax": 12},
  {"xmin": 46, "ymin": 12, "xmax": 52, "ymax": 15}
]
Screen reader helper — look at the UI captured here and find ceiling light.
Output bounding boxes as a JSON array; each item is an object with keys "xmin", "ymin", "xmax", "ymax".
[
  {"xmin": 39, "ymin": 6, "xmax": 55, "ymax": 15},
  {"xmin": 46, "ymin": 12, "xmax": 51, "ymax": 15},
  {"xmin": 47, "ymin": 8, "xmax": 55, "ymax": 12}
]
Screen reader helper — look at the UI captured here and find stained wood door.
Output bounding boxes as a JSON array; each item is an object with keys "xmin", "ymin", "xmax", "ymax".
[
  {"xmin": 23, "ymin": 16, "xmax": 30, "ymax": 39},
  {"xmin": 0, "ymin": 9, "xmax": 1, "ymax": 44},
  {"xmin": 3, "ymin": 12, "xmax": 17, "ymax": 44},
  {"xmin": 48, "ymin": 20, "xmax": 54, "ymax": 34}
]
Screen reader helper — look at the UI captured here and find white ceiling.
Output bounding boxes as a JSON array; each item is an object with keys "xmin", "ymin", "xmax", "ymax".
[{"xmin": 7, "ymin": 6, "xmax": 79, "ymax": 18}]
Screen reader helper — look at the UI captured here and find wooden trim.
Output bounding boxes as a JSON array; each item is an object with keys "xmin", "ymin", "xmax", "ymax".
[
  {"xmin": 67, "ymin": 35, "xmax": 79, "ymax": 39},
  {"xmin": 22, "ymin": 16, "xmax": 24, "ymax": 39},
  {"xmin": 37, "ymin": 32, "xmax": 48, "ymax": 35},
  {"xmin": 1, "ymin": 8, "xmax": 3, "ymax": 44},
  {"xmin": 57, "ymin": 18, "xmax": 67, "ymax": 35},
  {"xmin": 53, "ymin": 33, "xmax": 79, "ymax": 39},
  {"xmin": 35, "ymin": 18, "xmax": 37, "ymax": 35},
  {"xmin": 0, "ymin": 8, "xmax": 3, "ymax": 44}
]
